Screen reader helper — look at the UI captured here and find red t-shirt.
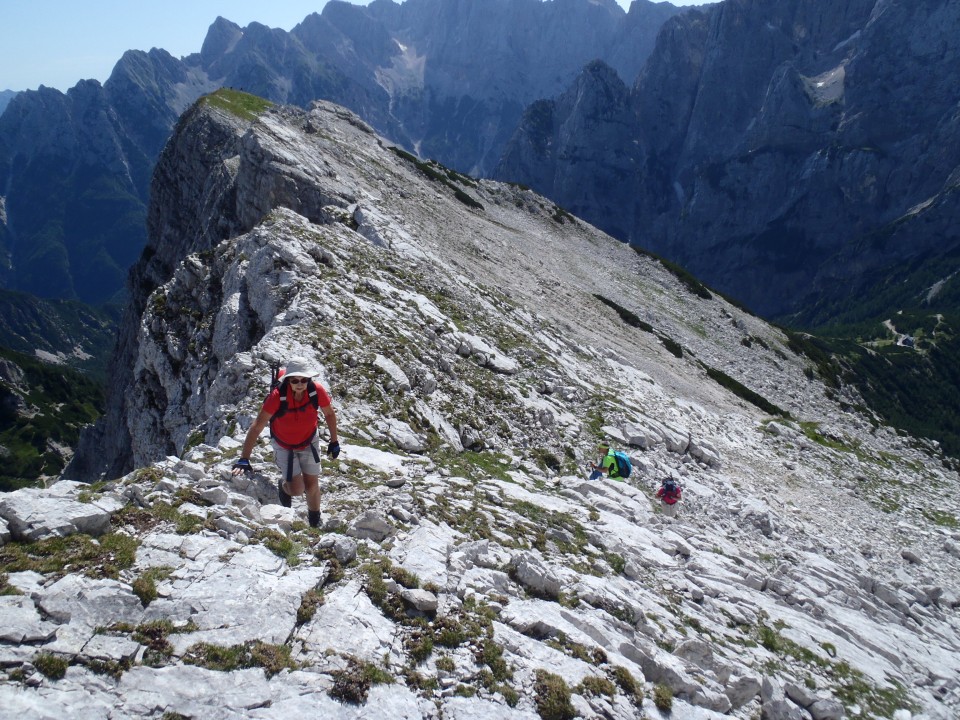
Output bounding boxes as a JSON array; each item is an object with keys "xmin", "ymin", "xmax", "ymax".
[{"xmin": 263, "ymin": 382, "xmax": 332, "ymax": 447}]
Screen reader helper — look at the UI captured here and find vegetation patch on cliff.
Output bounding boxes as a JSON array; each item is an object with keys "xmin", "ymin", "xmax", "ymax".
[{"xmin": 201, "ymin": 89, "xmax": 274, "ymax": 121}]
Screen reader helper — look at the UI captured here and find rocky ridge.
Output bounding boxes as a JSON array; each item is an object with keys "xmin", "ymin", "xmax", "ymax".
[{"xmin": 2, "ymin": 97, "xmax": 959, "ymax": 718}]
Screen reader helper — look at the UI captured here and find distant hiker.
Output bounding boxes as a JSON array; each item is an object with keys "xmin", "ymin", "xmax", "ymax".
[
  {"xmin": 589, "ymin": 443, "xmax": 631, "ymax": 481},
  {"xmin": 656, "ymin": 476, "xmax": 682, "ymax": 517},
  {"xmin": 233, "ymin": 357, "xmax": 340, "ymax": 528}
]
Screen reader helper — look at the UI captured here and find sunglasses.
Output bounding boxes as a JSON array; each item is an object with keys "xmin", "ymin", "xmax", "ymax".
[{"xmin": 289, "ymin": 378, "xmax": 308, "ymax": 385}]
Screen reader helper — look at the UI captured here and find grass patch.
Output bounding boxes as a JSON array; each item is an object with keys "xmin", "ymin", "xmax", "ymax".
[
  {"xmin": 297, "ymin": 588, "xmax": 324, "ymax": 625},
  {"xmin": 832, "ymin": 661, "xmax": 917, "ymax": 718},
  {"xmin": 703, "ymin": 363, "xmax": 788, "ymax": 416},
  {"xmin": 477, "ymin": 638, "xmax": 513, "ymax": 683},
  {"xmin": 611, "ymin": 665, "xmax": 644, "ymax": 705},
  {"xmin": 131, "ymin": 566, "xmax": 173, "ymax": 606},
  {"xmin": 534, "ymin": 670, "xmax": 576, "ymax": 720},
  {"xmin": 454, "ymin": 188, "xmax": 484, "ymax": 210},
  {"xmin": 631, "ymin": 246, "xmax": 713, "ymax": 300},
  {"xmin": 200, "ymin": 89, "xmax": 273, "ymax": 121},
  {"xmin": 33, "ymin": 652, "xmax": 69, "ymax": 680},
  {"xmin": 1, "ymin": 572, "xmax": 23, "ymax": 596},
  {"xmin": 594, "ymin": 295, "xmax": 654, "ymax": 332},
  {"xmin": 653, "ymin": 683, "xmax": 674, "ymax": 711},
  {"xmin": 547, "ymin": 633, "xmax": 607, "ymax": 666},
  {"xmin": 593, "ymin": 294, "xmax": 684, "ymax": 357},
  {"xmin": 920, "ymin": 508, "xmax": 958, "ymax": 528},
  {"xmin": 0, "ymin": 533, "xmax": 137, "ymax": 580},
  {"xmin": 388, "ymin": 147, "xmax": 483, "ymax": 211},
  {"xmin": 752, "ymin": 621, "xmax": 918, "ymax": 716},
  {"xmin": 183, "ymin": 641, "xmax": 298, "ymax": 677},
  {"xmin": 252, "ymin": 528, "xmax": 301, "ymax": 564},
  {"xmin": 390, "ymin": 566, "xmax": 420, "ymax": 589},
  {"xmin": 551, "ymin": 205, "xmax": 577, "ymax": 224},
  {"xmin": 660, "ymin": 334, "xmax": 684, "ymax": 358},
  {"xmin": 577, "ymin": 675, "xmax": 615, "ymax": 698},
  {"xmin": 132, "ymin": 619, "xmax": 179, "ymax": 666},
  {"xmin": 329, "ymin": 656, "xmax": 394, "ymax": 704},
  {"xmin": 432, "ymin": 448, "xmax": 512, "ymax": 483},
  {"xmin": 406, "ymin": 630, "xmax": 435, "ymax": 664}
]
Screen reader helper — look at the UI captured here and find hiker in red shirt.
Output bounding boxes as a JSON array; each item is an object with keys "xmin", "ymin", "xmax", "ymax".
[
  {"xmin": 656, "ymin": 476, "xmax": 682, "ymax": 518},
  {"xmin": 233, "ymin": 357, "xmax": 340, "ymax": 528}
]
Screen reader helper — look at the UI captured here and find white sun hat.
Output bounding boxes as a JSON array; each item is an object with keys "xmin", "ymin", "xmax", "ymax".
[{"xmin": 284, "ymin": 357, "xmax": 318, "ymax": 379}]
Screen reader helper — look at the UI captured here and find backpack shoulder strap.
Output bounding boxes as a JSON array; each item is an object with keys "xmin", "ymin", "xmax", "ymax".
[
  {"xmin": 306, "ymin": 379, "xmax": 320, "ymax": 410},
  {"xmin": 272, "ymin": 378, "xmax": 291, "ymax": 420}
]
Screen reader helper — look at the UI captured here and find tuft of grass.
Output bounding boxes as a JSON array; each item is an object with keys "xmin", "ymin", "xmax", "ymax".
[
  {"xmin": 551, "ymin": 205, "xmax": 576, "ymax": 224},
  {"xmin": 329, "ymin": 656, "xmax": 394, "ymax": 704},
  {"xmin": 406, "ymin": 632, "xmax": 434, "ymax": 664},
  {"xmin": 297, "ymin": 588, "xmax": 324, "ymax": 625},
  {"xmin": 131, "ymin": 566, "xmax": 172, "ymax": 606},
  {"xmin": 182, "ymin": 641, "xmax": 298, "ymax": 678},
  {"xmin": 832, "ymin": 661, "xmax": 917, "ymax": 718},
  {"xmin": 454, "ymin": 188, "xmax": 484, "ymax": 210},
  {"xmin": 534, "ymin": 670, "xmax": 576, "ymax": 720},
  {"xmin": 611, "ymin": 665, "xmax": 643, "ymax": 705},
  {"xmin": 132, "ymin": 619, "xmax": 178, "ymax": 666},
  {"xmin": 33, "ymin": 652, "xmax": 69, "ymax": 680},
  {"xmin": 605, "ymin": 553, "xmax": 626, "ymax": 575},
  {"xmin": 253, "ymin": 528, "xmax": 301, "ymax": 564},
  {"xmin": 660, "ymin": 334, "xmax": 684, "ymax": 358},
  {"xmin": 577, "ymin": 675, "xmax": 615, "ymax": 698},
  {"xmin": 361, "ymin": 562, "xmax": 390, "ymax": 608},
  {"xmin": 403, "ymin": 667, "xmax": 439, "ymax": 696},
  {"xmin": 388, "ymin": 147, "xmax": 483, "ymax": 211},
  {"xmin": 1, "ymin": 572, "xmax": 23, "ymax": 596},
  {"xmin": 390, "ymin": 566, "xmax": 420, "ymax": 589},
  {"xmin": 479, "ymin": 639, "xmax": 513, "ymax": 682},
  {"xmin": 434, "ymin": 615, "xmax": 467, "ymax": 648},
  {"xmin": 921, "ymin": 508, "xmax": 959, "ymax": 528},
  {"xmin": 653, "ymin": 683, "xmax": 674, "ymax": 711}
]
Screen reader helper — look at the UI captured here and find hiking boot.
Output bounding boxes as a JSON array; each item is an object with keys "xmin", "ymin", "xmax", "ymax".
[
  {"xmin": 278, "ymin": 478, "xmax": 292, "ymax": 508},
  {"xmin": 308, "ymin": 510, "xmax": 321, "ymax": 528}
]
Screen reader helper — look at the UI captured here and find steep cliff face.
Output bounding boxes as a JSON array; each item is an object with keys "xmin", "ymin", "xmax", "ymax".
[
  {"xmin": 497, "ymin": 0, "xmax": 960, "ymax": 321},
  {"xmin": 496, "ymin": 61, "xmax": 644, "ymax": 241},
  {"xmin": 67, "ymin": 95, "xmax": 254, "ymax": 480},
  {"xmin": 6, "ymin": 93, "xmax": 960, "ymax": 719}
]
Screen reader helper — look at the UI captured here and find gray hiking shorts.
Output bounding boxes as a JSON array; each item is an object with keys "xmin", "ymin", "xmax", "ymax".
[{"xmin": 272, "ymin": 439, "xmax": 322, "ymax": 478}]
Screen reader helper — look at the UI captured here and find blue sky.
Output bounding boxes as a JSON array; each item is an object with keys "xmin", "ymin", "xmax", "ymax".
[{"xmin": 1, "ymin": 0, "xmax": 711, "ymax": 93}]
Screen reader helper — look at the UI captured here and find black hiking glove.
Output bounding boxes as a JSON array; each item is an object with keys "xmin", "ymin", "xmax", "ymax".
[
  {"xmin": 327, "ymin": 441, "xmax": 341, "ymax": 459},
  {"xmin": 232, "ymin": 458, "xmax": 253, "ymax": 475}
]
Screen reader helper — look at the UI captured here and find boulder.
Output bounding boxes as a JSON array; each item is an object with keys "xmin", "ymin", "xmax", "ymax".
[
  {"xmin": 510, "ymin": 552, "xmax": 562, "ymax": 599},
  {"xmin": 0, "ymin": 482, "xmax": 124, "ymax": 541},
  {"xmin": 348, "ymin": 511, "xmax": 394, "ymax": 542}
]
